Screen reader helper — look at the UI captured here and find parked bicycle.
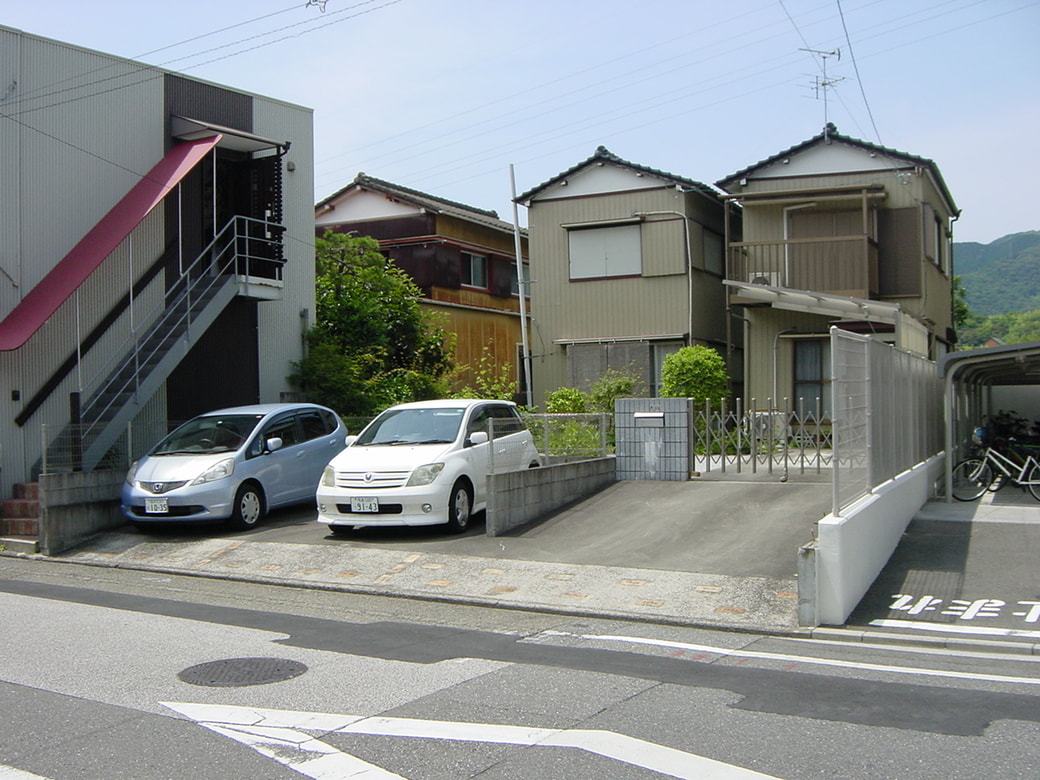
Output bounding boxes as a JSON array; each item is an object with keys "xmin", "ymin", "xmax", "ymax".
[{"xmin": 951, "ymin": 427, "xmax": 1040, "ymax": 502}]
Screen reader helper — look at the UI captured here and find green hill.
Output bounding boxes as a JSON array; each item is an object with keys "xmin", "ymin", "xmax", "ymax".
[{"xmin": 954, "ymin": 231, "xmax": 1040, "ymax": 316}]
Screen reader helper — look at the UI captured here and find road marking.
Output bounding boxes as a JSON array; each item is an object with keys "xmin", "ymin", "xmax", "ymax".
[
  {"xmin": 163, "ymin": 702, "xmax": 779, "ymax": 779},
  {"xmin": 538, "ymin": 632, "xmax": 1040, "ymax": 686},
  {"xmin": 0, "ymin": 766, "xmax": 52, "ymax": 779},
  {"xmin": 869, "ymin": 618, "xmax": 1040, "ymax": 639}
]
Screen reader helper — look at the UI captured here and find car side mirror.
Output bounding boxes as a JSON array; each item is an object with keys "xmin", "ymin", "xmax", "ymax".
[
  {"xmin": 345, "ymin": 435, "xmax": 359, "ymax": 446},
  {"xmin": 468, "ymin": 431, "xmax": 489, "ymax": 446},
  {"xmin": 266, "ymin": 436, "xmax": 283, "ymax": 453}
]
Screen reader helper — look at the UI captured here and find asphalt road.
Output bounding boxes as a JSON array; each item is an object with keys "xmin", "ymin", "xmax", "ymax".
[{"xmin": 2, "ymin": 557, "xmax": 1039, "ymax": 779}]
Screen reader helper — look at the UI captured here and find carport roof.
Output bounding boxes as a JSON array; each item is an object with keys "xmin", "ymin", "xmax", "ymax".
[{"xmin": 939, "ymin": 340, "xmax": 1040, "ymax": 385}]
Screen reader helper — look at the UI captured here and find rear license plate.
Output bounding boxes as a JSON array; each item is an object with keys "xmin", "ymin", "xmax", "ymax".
[
  {"xmin": 145, "ymin": 497, "xmax": 168, "ymax": 514},
  {"xmin": 351, "ymin": 497, "xmax": 379, "ymax": 513}
]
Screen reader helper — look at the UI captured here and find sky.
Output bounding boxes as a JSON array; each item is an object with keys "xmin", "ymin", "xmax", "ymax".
[{"xmin": 3, "ymin": 0, "xmax": 1038, "ymax": 244}]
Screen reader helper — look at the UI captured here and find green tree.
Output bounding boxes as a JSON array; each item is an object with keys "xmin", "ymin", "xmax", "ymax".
[
  {"xmin": 448, "ymin": 346, "xmax": 517, "ymax": 402},
  {"xmin": 290, "ymin": 231, "xmax": 453, "ymax": 414},
  {"xmin": 660, "ymin": 345, "xmax": 728, "ymax": 402}
]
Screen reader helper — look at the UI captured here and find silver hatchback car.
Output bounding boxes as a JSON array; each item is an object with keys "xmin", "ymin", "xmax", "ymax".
[{"xmin": 122, "ymin": 403, "xmax": 347, "ymax": 529}]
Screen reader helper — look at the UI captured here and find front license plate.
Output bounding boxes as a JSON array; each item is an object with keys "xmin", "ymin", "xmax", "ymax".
[
  {"xmin": 351, "ymin": 497, "xmax": 379, "ymax": 513},
  {"xmin": 145, "ymin": 497, "xmax": 168, "ymax": 514}
]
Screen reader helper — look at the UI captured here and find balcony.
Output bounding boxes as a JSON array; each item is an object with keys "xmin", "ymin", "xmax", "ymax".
[{"xmin": 727, "ymin": 235, "xmax": 879, "ymax": 301}]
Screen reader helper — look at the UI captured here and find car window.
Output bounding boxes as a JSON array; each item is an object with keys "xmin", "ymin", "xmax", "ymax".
[
  {"xmin": 357, "ymin": 407, "xmax": 464, "ymax": 445},
  {"xmin": 466, "ymin": 406, "xmax": 491, "ymax": 440},
  {"xmin": 487, "ymin": 404, "xmax": 524, "ymax": 435},
  {"xmin": 298, "ymin": 409, "xmax": 330, "ymax": 441},
  {"xmin": 263, "ymin": 413, "xmax": 300, "ymax": 448},
  {"xmin": 153, "ymin": 414, "xmax": 258, "ymax": 455}
]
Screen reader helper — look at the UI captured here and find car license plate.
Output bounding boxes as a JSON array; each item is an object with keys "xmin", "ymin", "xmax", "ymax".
[
  {"xmin": 145, "ymin": 497, "xmax": 168, "ymax": 514},
  {"xmin": 351, "ymin": 497, "xmax": 379, "ymax": 513}
]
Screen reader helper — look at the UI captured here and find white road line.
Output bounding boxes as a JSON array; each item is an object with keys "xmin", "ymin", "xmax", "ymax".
[
  {"xmin": 539, "ymin": 632, "xmax": 1040, "ymax": 686},
  {"xmin": 164, "ymin": 702, "xmax": 780, "ymax": 779},
  {"xmin": 868, "ymin": 618, "xmax": 1040, "ymax": 639},
  {"xmin": 0, "ymin": 767, "xmax": 52, "ymax": 780}
]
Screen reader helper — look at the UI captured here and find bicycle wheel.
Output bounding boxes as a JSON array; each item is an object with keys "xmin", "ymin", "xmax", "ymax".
[
  {"xmin": 1026, "ymin": 463, "xmax": 1040, "ymax": 502},
  {"xmin": 951, "ymin": 458, "xmax": 994, "ymax": 501}
]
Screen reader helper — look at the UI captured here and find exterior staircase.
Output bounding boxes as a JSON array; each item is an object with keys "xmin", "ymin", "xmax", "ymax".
[{"xmin": 0, "ymin": 483, "xmax": 40, "ymax": 554}]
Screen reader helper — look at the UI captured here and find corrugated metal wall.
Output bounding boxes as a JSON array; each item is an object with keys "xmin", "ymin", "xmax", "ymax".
[{"xmin": 0, "ymin": 29, "xmax": 314, "ymax": 494}]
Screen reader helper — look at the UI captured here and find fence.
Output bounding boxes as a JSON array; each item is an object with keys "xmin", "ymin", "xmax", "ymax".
[
  {"xmin": 691, "ymin": 398, "xmax": 833, "ymax": 479},
  {"xmin": 520, "ymin": 413, "xmax": 613, "ymax": 463},
  {"xmin": 829, "ymin": 327, "xmax": 943, "ymax": 514}
]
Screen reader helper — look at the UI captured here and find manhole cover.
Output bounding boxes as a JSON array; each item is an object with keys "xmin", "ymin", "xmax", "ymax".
[{"xmin": 178, "ymin": 657, "xmax": 308, "ymax": 687}]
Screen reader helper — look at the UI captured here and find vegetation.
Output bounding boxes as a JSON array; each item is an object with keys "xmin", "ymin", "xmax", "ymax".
[
  {"xmin": 660, "ymin": 345, "xmax": 729, "ymax": 402},
  {"xmin": 447, "ymin": 347, "xmax": 518, "ymax": 402},
  {"xmin": 954, "ymin": 232, "xmax": 1040, "ymax": 347},
  {"xmin": 289, "ymin": 231, "xmax": 454, "ymax": 415}
]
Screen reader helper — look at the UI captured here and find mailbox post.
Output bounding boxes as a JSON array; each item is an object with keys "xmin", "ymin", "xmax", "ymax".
[{"xmin": 614, "ymin": 398, "xmax": 691, "ymax": 481}]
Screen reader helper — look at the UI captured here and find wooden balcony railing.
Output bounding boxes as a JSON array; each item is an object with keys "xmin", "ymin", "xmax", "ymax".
[{"xmin": 727, "ymin": 235, "xmax": 878, "ymax": 299}]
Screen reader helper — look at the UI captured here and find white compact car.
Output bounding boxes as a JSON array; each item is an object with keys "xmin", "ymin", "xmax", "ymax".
[{"xmin": 316, "ymin": 399, "xmax": 541, "ymax": 533}]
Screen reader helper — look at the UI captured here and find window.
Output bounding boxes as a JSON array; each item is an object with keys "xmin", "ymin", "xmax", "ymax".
[
  {"xmin": 461, "ymin": 252, "xmax": 488, "ymax": 289},
  {"xmin": 651, "ymin": 342, "xmax": 684, "ymax": 397},
  {"xmin": 793, "ymin": 340, "xmax": 831, "ymax": 419},
  {"xmin": 702, "ymin": 229, "xmax": 724, "ymax": 276},
  {"xmin": 567, "ymin": 224, "xmax": 641, "ymax": 280},
  {"xmin": 487, "ymin": 403, "xmax": 525, "ymax": 436},
  {"xmin": 510, "ymin": 262, "xmax": 530, "ymax": 297}
]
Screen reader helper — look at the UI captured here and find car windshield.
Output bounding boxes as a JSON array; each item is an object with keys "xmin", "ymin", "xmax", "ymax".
[
  {"xmin": 356, "ymin": 407, "xmax": 464, "ymax": 446},
  {"xmin": 152, "ymin": 414, "xmax": 261, "ymax": 455}
]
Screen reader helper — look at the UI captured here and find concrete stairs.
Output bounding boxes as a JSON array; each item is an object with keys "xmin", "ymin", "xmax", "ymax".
[{"xmin": 0, "ymin": 483, "xmax": 40, "ymax": 554}]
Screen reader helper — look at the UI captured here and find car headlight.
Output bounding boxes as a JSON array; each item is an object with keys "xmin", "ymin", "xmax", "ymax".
[
  {"xmin": 125, "ymin": 460, "xmax": 139, "ymax": 486},
  {"xmin": 406, "ymin": 463, "xmax": 444, "ymax": 487},
  {"xmin": 190, "ymin": 458, "xmax": 235, "ymax": 485},
  {"xmin": 321, "ymin": 465, "xmax": 336, "ymax": 487}
]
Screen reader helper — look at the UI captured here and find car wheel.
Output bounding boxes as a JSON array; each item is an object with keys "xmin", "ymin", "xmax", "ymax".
[
  {"xmin": 446, "ymin": 479, "xmax": 472, "ymax": 534},
  {"xmin": 228, "ymin": 482, "xmax": 265, "ymax": 529}
]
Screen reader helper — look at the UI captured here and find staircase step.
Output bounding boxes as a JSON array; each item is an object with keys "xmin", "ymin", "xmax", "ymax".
[
  {"xmin": 0, "ymin": 518, "xmax": 39, "ymax": 536},
  {"xmin": 13, "ymin": 482, "xmax": 39, "ymax": 500},
  {"xmin": 0, "ymin": 536, "xmax": 40, "ymax": 554},
  {"xmin": 0, "ymin": 498, "xmax": 40, "ymax": 518}
]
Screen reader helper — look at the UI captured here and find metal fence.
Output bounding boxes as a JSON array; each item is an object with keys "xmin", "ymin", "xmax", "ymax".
[
  {"xmin": 520, "ymin": 413, "xmax": 613, "ymax": 462},
  {"xmin": 41, "ymin": 420, "xmax": 177, "ymax": 475},
  {"xmin": 691, "ymin": 398, "xmax": 833, "ymax": 479},
  {"xmin": 830, "ymin": 327, "xmax": 943, "ymax": 514}
]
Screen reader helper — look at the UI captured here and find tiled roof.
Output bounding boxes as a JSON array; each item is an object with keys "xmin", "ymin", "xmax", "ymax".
[
  {"xmin": 515, "ymin": 145, "xmax": 721, "ymax": 204},
  {"xmin": 317, "ymin": 173, "xmax": 521, "ymax": 234},
  {"xmin": 716, "ymin": 123, "xmax": 958, "ymax": 213}
]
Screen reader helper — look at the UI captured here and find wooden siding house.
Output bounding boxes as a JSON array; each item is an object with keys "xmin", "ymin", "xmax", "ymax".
[
  {"xmin": 516, "ymin": 146, "xmax": 734, "ymax": 406},
  {"xmin": 315, "ymin": 175, "xmax": 530, "ymax": 398},
  {"xmin": 716, "ymin": 123, "xmax": 959, "ymax": 417}
]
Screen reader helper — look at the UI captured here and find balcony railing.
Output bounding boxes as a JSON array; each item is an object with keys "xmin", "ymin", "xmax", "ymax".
[{"xmin": 727, "ymin": 235, "xmax": 878, "ymax": 298}]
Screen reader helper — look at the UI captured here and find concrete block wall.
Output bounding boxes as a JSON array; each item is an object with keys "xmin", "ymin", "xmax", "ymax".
[
  {"xmin": 39, "ymin": 470, "xmax": 124, "ymax": 556},
  {"xmin": 614, "ymin": 398, "xmax": 691, "ymax": 480},
  {"xmin": 486, "ymin": 457, "xmax": 616, "ymax": 536}
]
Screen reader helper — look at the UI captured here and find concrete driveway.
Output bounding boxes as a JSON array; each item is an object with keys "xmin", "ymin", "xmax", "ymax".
[{"xmin": 234, "ymin": 476, "xmax": 833, "ymax": 580}]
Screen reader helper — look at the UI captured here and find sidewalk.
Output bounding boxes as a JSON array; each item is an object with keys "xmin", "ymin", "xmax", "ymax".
[{"xmin": 52, "ymin": 530, "xmax": 804, "ymax": 634}]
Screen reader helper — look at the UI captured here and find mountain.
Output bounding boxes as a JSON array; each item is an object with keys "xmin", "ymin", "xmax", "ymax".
[{"xmin": 954, "ymin": 231, "xmax": 1040, "ymax": 316}]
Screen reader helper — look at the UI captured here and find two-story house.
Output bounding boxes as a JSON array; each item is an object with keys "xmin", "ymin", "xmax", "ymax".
[
  {"xmin": 0, "ymin": 27, "xmax": 313, "ymax": 506},
  {"xmin": 516, "ymin": 146, "xmax": 734, "ymax": 406},
  {"xmin": 315, "ymin": 174, "xmax": 530, "ymax": 398},
  {"xmin": 716, "ymin": 123, "xmax": 959, "ymax": 418}
]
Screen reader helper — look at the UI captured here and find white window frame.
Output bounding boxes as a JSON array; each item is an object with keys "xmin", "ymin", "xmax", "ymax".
[{"xmin": 567, "ymin": 223, "xmax": 642, "ymax": 280}]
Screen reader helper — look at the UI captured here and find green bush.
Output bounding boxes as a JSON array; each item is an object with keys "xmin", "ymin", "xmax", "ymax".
[{"xmin": 661, "ymin": 346, "xmax": 728, "ymax": 403}]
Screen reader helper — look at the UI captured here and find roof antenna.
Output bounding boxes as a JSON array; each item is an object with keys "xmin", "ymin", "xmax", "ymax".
[{"xmin": 801, "ymin": 48, "xmax": 844, "ymax": 134}]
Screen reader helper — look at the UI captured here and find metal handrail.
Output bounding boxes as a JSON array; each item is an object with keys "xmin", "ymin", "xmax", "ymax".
[{"xmin": 79, "ymin": 215, "xmax": 283, "ymax": 440}]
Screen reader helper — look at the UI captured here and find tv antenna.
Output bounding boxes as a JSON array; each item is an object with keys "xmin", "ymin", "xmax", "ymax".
[{"xmin": 801, "ymin": 48, "xmax": 844, "ymax": 126}]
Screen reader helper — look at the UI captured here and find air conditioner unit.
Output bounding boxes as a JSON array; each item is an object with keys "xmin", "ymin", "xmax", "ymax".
[
  {"xmin": 743, "ymin": 410, "xmax": 790, "ymax": 441},
  {"xmin": 747, "ymin": 271, "xmax": 781, "ymax": 286}
]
